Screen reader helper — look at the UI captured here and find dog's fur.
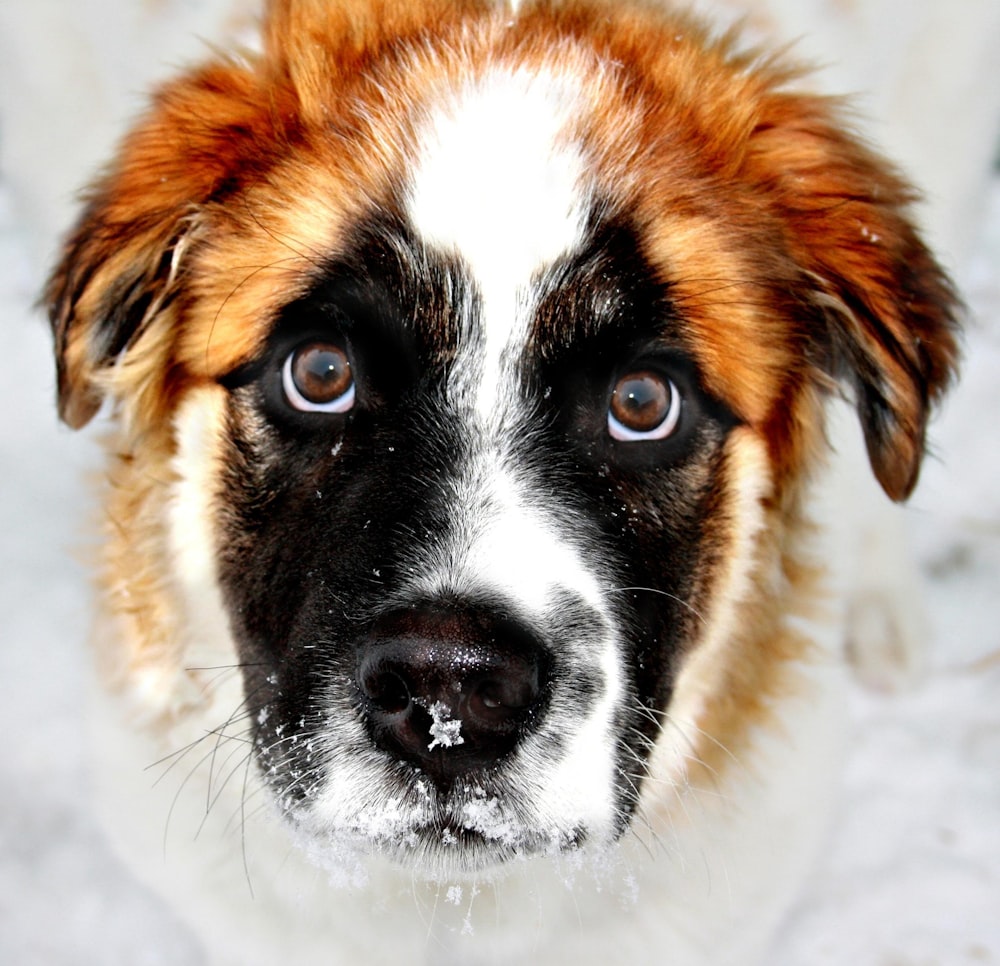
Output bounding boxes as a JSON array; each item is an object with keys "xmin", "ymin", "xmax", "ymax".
[{"xmin": 46, "ymin": 1, "xmax": 960, "ymax": 963}]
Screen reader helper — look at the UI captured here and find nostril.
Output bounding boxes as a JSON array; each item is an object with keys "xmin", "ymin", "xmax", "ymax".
[
  {"xmin": 359, "ymin": 662, "xmax": 411, "ymax": 715},
  {"xmin": 466, "ymin": 660, "xmax": 540, "ymax": 727},
  {"xmin": 481, "ymin": 685, "xmax": 503, "ymax": 710}
]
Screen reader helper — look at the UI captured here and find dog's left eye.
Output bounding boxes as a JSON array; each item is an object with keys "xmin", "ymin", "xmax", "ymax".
[
  {"xmin": 282, "ymin": 342, "xmax": 356, "ymax": 413},
  {"xmin": 607, "ymin": 370, "xmax": 681, "ymax": 441}
]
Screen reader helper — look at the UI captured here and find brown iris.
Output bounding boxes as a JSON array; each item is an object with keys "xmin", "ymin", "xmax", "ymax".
[
  {"xmin": 283, "ymin": 342, "xmax": 355, "ymax": 412},
  {"xmin": 608, "ymin": 371, "xmax": 680, "ymax": 440}
]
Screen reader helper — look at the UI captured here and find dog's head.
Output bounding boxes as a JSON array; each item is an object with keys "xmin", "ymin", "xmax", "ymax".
[{"xmin": 47, "ymin": 0, "xmax": 958, "ymax": 875}]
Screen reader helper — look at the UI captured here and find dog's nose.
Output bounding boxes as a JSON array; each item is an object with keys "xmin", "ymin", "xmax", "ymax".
[{"xmin": 356, "ymin": 606, "xmax": 548, "ymax": 786}]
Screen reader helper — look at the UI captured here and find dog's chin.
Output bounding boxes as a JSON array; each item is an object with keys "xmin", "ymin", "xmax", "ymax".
[
  {"xmin": 287, "ymin": 825, "xmax": 586, "ymax": 885},
  {"xmin": 280, "ymin": 785, "xmax": 597, "ymax": 883}
]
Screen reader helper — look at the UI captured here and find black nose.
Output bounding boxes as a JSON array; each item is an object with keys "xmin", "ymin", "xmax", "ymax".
[{"xmin": 356, "ymin": 605, "xmax": 548, "ymax": 786}]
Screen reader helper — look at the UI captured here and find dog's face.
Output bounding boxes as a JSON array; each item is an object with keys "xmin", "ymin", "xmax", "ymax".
[{"xmin": 47, "ymin": 0, "xmax": 958, "ymax": 877}]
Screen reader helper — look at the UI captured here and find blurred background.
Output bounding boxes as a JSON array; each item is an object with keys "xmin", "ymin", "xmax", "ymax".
[{"xmin": 0, "ymin": 2, "xmax": 998, "ymax": 963}]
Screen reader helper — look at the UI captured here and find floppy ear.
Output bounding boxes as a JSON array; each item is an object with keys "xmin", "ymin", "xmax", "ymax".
[
  {"xmin": 44, "ymin": 58, "xmax": 283, "ymax": 429},
  {"xmin": 748, "ymin": 93, "xmax": 961, "ymax": 501}
]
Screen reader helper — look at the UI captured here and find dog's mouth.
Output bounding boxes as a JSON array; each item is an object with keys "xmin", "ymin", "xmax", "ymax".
[{"xmin": 276, "ymin": 764, "xmax": 591, "ymax": 878}]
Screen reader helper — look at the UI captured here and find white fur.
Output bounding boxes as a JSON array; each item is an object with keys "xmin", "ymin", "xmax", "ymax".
[{"xmin": 401, "ymin": 451, "xmax": 625, "ymax": 849}]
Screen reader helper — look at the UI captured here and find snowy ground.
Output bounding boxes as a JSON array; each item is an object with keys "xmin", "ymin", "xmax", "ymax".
[{"xmin": 1, "ymin": 14, "xmax": 999, "ymax": 966}]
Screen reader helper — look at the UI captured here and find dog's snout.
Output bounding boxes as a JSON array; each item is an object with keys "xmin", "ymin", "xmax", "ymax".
[{"xmin": 356, "ymin": 606, "xmax": 548, "ymax": 785}]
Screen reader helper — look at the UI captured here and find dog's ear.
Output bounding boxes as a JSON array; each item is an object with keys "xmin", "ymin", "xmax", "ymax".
[
  {"xmin": 45, "ymin": 59, "xmax": 283, "ymax": 429},
  {"xmin": 748, "ymin": 93, "xmax": 961, "ymax": 501}
]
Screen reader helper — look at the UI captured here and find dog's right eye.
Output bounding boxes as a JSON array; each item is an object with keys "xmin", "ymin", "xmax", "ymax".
[
  {"xmin": 282, "ymin": 342, "xmax": 356, "ymax": 413},
  {"xmin": 607, "ymin": 370, "xmax": 681, "ymax": 442}
]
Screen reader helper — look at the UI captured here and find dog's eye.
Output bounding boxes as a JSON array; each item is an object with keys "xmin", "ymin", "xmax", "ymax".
[
  {"xmin": 282, "ymin": 342, "xmax": 355, "ymax": 413},
  {"xmin": 607, "ymin": 371, "xmax": 681, "ymax": 441}
]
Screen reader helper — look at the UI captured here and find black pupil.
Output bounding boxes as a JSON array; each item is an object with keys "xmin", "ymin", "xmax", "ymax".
[{"xmin": 293, "ymin": 344, "xmax": 351, "ymax": 403}]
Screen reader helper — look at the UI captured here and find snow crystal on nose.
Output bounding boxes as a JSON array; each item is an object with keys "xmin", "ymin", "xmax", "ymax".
[{"xmin": 425, "ymin": 700, "xmax": 465, "ymax": 751}]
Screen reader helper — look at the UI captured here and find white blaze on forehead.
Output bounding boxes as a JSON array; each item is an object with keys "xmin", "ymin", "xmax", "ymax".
[{"xmin": 407, "ymin": 68, "xmax": 590, "ymax": 418}]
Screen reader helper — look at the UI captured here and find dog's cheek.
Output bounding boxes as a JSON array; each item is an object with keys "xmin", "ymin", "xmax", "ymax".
[
  {"xmin": 640, "ymin": 427, "xmax": 803, "ymax": 805},
  {"xmin": 209, "ymin": 395, "xmax": 458, "ymax": 721},
  {"xmin": 167, "ymin": 385, "xmax": 244, "ymax": 672}
]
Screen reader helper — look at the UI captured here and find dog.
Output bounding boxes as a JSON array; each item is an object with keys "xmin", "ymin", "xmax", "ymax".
[{"xmin": 45, "ymin": 1, "xmax": 960, "ymax": 963}]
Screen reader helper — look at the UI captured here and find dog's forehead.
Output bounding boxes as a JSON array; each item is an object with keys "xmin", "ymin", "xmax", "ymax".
[
  {"xmin": 188, "ymin": 42, "xmax": 786, "ymax": 429},
  {"xmin": 404, "ymin": 67, "xmax": 591, "ymax": 418},
  {"xmin": 407, "ymin": 68, "xmax": 589, "ymax": 272}
]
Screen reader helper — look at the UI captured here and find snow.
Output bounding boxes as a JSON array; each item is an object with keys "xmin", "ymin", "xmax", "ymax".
[
  {"xmin": 1, "ymin": 11, "xmax": 998, "ymax": 966},
  {"xmin": 0, "ymin": 185, "xmax": 206, "ymax": 964},
  {"xmin": 424, "ymin": 701, "xmax": 466, "ymax": 752}
]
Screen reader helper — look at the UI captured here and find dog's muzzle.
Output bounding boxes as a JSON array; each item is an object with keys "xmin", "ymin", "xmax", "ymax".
[{"xmin": 356, "ymin": 605, "xmax": 550, "ymax": 789}]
